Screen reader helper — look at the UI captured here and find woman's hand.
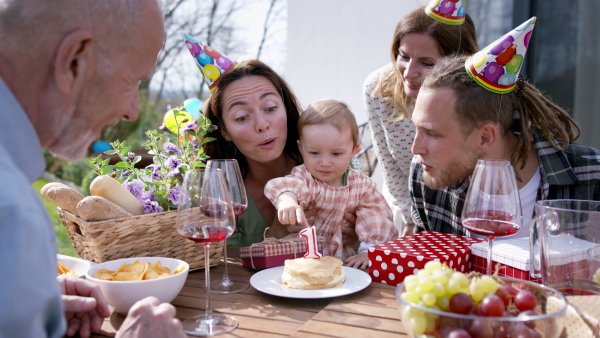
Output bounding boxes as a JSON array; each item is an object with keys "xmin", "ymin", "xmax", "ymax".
[
  {"xmin": 341, "ymin": 210, "xmax": 359, "ymax": 248},
  {"xmin": 345, "ymin": 253, "xmax": 369, "ymax": 270},
  {"xmin": 59, "ymin": 275, "xmax": 110, "ymax": 338}
]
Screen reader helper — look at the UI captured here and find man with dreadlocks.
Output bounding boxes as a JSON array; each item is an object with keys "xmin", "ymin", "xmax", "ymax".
[{"xmin": 408, "ymin": 17, "xmax": 600, "ymax": 237}]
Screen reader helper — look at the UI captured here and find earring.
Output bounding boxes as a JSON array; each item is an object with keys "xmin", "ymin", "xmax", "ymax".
[{"xmin": 228, "ymin": 141, "xmax": 237, "ymax": 158}]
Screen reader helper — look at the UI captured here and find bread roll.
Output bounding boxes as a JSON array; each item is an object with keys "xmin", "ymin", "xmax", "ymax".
[
  {"xmin": 77, "ymin": 196, "xmax": 134, "ymax": 221},
  {"xmin": 89, "ymin": 175, "xmax": 144, "ymax": 216},
  {"xmin": 40, "ymin": 182, "xmax": 84, "ymax": 216}
]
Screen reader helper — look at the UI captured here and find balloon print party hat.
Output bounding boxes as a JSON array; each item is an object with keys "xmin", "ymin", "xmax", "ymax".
[
  {"xmin": 465, "ymin": 17, "xmax": 536, "ymax": 94},
  {"xmin": 182, "ymin": 33, "xmax": 237, "ymax": 92},
  {"xmin": 425, "ymin": 0, "xmax": 466, "ymax": 25}
]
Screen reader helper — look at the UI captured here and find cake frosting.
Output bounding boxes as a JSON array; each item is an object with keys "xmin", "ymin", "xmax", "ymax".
[{"xmin": 281, "ymin": 256, "xmax": 346, "ymax": 290}]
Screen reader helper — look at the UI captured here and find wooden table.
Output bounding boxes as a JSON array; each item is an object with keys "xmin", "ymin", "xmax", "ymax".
[{"xmin": 91, "ymin": 252, "xmax": 599, "ymax": 337}]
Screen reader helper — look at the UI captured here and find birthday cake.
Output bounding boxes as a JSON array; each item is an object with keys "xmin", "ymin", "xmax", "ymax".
[{"xmin": 281, "ymin": 256, "xmax": 345, "ymax": 290}]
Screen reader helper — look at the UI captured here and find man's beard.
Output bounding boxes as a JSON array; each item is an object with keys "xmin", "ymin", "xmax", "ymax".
[{"xmin": 422, "ymin": 149, "xmax": 482, "ymax": 190}]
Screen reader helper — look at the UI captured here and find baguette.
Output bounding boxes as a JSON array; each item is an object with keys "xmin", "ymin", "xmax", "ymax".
[
  {"xmin": 40, "ymin": 182, "xmax": 84, "ymax": 216},
  {"xmin": 89, "ymin": 175, "xmax": 144, "ymax": 216},
  {"xmin": 77, "ymin": 196, "xmax": 134, "ymax": 221}
]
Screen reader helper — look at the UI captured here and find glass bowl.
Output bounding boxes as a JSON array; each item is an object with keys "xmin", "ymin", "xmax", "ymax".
[{"xmin": 395, "ymin": 276, "xmax": 568, "ymax": 338}]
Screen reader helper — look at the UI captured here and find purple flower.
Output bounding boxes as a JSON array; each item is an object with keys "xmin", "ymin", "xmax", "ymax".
[
  {"xmin": 181, "ymin": 122, "xmax": 198, "ymax": 135},
  {"xmin": 166, "ymin": 168, "xmax": 181, "ymax": 178},
  {"xmin": 151, "ymin": 165, "xmax": 163, "ymax": 180},
  {"xmin": 124, "ymin": 179, "xmax": 145, "ymax": 199},
  {"xmin": 168, "ymin": 185, "xmax": 182, "ymax": 205},
  {"xmin": 142, "ymin": 187, "xmax": 158, "ymax": 201},
  {"xmin": 142, "ymin": 199, "xmax": 163, "ymax": 214},
  {"xmin": 127, "ymin": 152, "xmax": 135, "ymax": 160},
  {"xmin": 163, "ymin": 142, "xmax": 182, "ymax": 156},
  {"xmin": 165, "ymin": 155, "xmax": 183, "ymax": 170}
]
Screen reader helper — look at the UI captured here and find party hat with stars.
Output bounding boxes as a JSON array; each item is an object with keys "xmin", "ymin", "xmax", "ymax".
[
  {"xmin": 182, "ymin": 32, "xmax": 237, "ymax": 92},
  {"xmin": 465, "ymin": 17, "xmax": 536, "ymax": 94},
  {"xmin": 425, "ymin": 0, "xmax": 467, "ymax": 25}
]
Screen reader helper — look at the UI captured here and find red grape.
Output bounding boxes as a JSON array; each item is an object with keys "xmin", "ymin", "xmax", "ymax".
[
  {"xmin": 514, "ymin": 290, "xmax": 537, "ymax": 311},
  {"xmin": 449, "ymin": 293, "xmax": 474, "ymax": 314},
  {"xmin": 467, "ymin": 319, "xmax": 493, "ymax": 338},
  {"xmin": 511, "ymin": 322, "xmax": 541, "ymax": 338},
  {"xmin": 447, "ymin": 328, "xmax": 472, "ymax": 338},
  {"xmin": 518, "ymin": 310, "xmax": 539, "ymax": 329},
  {"xmin": 495, "ymin": 284, "xmax": 518, "ymax": 306},
  {"xmin": 479, "ymin": 295, "xmax": 505, "ymax": 317}
]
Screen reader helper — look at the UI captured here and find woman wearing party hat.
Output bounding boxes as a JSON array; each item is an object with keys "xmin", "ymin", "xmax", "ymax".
[
  {"xmin": 409, "ymin": 17, "xmax": 600, "ymax": 236},
  {"xmin": 182, "ymin": 34, "xmax": 361, "ymax": 248},
  {"xmin": 363, "ymin": 2, "xmax": 478, "ymax": 237}
]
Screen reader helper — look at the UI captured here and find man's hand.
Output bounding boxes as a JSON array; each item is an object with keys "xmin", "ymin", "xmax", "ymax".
[
  {"xmin": 345, "ymin": 253, "xmax": 369, "ymax": 269},
  {"xmin": 59, "ymin": 275, "xmax": 111, "ymax": 338},
  {"xmin": 116, "ymin": 297, "xmax": 186, "ymax": 338}
]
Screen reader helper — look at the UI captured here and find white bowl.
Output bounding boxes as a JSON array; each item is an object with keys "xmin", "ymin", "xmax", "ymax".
[
  {"xmin": 86, "ymin": 257, "xmax": 189, "ymax": 315},
  {"xmin": 58, "ymin": 254, "xmax": 94, "ymax": 277}
]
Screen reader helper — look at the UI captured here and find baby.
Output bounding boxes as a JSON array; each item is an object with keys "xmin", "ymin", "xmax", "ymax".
[{"xmin": 264, "ymin": 99, "xmax": 397, "ymax": 269}]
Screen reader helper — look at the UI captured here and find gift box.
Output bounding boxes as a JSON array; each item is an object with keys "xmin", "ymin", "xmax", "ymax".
[
  {"xmin": 471, "ymin": 235, "xmax": 597, "ymax": 283},
  {"xmin": 368, "ymin": 231, "xmax": 485, "ymax": 286},
  {"xmin": 471, "ymin": 238, "xmax": 541, "ymax": 282},
  {"xmin": 240, "ymin": 237, "xmax": 324, "ymax": 269}
]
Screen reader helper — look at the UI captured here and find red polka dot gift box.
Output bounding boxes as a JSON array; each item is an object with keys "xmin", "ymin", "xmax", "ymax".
[{"xmin": 368, "ymin": 231, "xmax": 485, "ymax": 286}]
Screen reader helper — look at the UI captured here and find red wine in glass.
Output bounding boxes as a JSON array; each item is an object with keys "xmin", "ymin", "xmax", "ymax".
[
  {"xmin": 179, "ymin": 224, "xmax": 233, "ymax": 244},
  {"xmin": 462, "ymin": 210, "xmax": 520, "ymax": 237},
  {"xmin": 200, "ymin": 203, "xmax": 230, "ymax": 220},
  {"xmin": 232, "ymin": 203, "xmax": 248, "ymax": 217}
]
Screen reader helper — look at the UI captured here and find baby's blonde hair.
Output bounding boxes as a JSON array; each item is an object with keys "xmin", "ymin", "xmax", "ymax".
[{"xmin": 299, "ymin": 99, "xmax": 359, "ymax": 148}]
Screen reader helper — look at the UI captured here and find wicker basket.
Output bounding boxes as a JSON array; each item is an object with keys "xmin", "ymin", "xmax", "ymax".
[{"xmin": 57, "ymin": 208, "xmax": 223, "ymax": 271}]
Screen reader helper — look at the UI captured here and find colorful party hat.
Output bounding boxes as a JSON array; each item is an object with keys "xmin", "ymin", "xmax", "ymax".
[
  {"xmin": 425, "ymin": 0, "xmax": 466, "ymax": 25},
  {"xmin": 465, "ymin": 17, "xmax": 536, "ymax": 94},
  {"xmin": 182, "ymin": 32, "xmax": 237, "ymax": 92}
]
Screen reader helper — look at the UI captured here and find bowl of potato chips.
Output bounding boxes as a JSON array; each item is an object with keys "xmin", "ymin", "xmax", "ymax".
[{"xmin": 85, "ymin": 257, "xmax": 189, "ymax": 315}]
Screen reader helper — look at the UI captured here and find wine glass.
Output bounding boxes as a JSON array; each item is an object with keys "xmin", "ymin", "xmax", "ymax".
[
  {"xmin": 461, "ymin": 159, "xmax": 523, "ymax": 274},
  {"xmin": 176, "ymin": 168, "xmax": 238, "ymax": 335},
  {"xmin": 206, "ymin": 159, "xmax": 250, "ymax": 294}
]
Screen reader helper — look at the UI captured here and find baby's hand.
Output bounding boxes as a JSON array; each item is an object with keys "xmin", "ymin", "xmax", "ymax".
[
  {"xmin": 277, "ymin": 192, "xmax": 308, "ymax": 226},
  {"xmin": 278, "ymin": 202, "xmax": 306, "ymax": 225},
  {"xmin": 344, "ymin": 252, "xmax": 369, "ymax": 270}
]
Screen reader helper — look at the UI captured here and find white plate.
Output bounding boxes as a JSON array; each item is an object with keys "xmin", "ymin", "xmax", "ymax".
[
  {"xmin": 250, "ymin": 266, "xmax": 371, "ymax": 299},
  {"xmin": 57, "ymin": 254, "xmax": 94, "ymax": 278}
]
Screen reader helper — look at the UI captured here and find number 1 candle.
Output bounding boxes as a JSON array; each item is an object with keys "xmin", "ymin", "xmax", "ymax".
[{"xmin": 299, "ymin": 226, "xmax": 322, "ymax": 259}]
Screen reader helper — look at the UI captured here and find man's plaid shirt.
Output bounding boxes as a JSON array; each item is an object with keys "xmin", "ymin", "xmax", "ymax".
[{"xmin": 409, "ymin": 130, "xmax": 600, "ymax": 235}]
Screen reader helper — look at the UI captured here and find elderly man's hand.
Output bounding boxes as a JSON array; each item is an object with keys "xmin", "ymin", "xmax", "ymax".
[
  {"xmin": 59, "ymin": 275, "xmax": 111, "ymax": 338},
  {"xmin": 116, "ymin": 297, "xmax": 186, "ymax": 338}
]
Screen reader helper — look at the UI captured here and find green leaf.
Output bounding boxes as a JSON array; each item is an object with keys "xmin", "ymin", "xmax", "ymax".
[
  {"xmin": 115, "ymin": 162, "xmax": 129, "ymax": 168},
  {"xmin": 104, "ymin": 150, "xmax": 118, "ymax": 155},
  {"xmin": 120, "ymin": 146, "xmax": 132, "ymax": 157}
]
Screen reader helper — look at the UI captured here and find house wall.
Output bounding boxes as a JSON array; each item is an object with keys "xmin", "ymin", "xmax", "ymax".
[{"xmin": 286, "ymin": 0, "xmax": 422, "ymax": 124}]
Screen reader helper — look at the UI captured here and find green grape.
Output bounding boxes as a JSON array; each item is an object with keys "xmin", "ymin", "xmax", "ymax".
[
  {"xmin": 452, "ymin": 272, "xmax": 470, "ymax": 289},
  {"xmin": 431, "ymin": 270, "xmax": 448, "ymax": 284},
  {"xmin": 420, "ymin": 278, "xmax": 435, "ymax": 293},
  {"xmin": 432, "ymin": 282, "xmax": 446, "ymax": 297},
  {"xmin": 469, "ymin": 280, "xmax": 485, "ymax": 303},
  {"xmin": 480, "ymin": 275, "xmax": 500, "ymax": 293},
  {"xmin": 417, "ymin": 269, "xmax": 431, "ymax": 280},
  {"xmin": 405, "ymin": 280, "xmax": 419, "ymax": 293},
  {"xmin": 593, "ymin": 268, "xmax": 600, "ymax": 284},
  {"xmin": 424, "ymin": 260, "xmax": 442, "ymax": 273},
  {"xmin": 401, "ymin": 291, "xmax": 420, "ymax": 304},
  {"xmin": 436, "ymin": 296, "xmax": 450, "ymax": 311},
  {"xmin": 422, "ymin": 292, "xmax": 437, "ymax": 307},
  {"xmin": 409, "ymin": 315, "xmax": 427, "ymax": 334},
  {"xmin": 404, "ymin": 275, "xmax": 419, "ymax": 285},
  {"xmin": 447, "ymin": 278, "xmax": 463, "ymax": 297}
]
